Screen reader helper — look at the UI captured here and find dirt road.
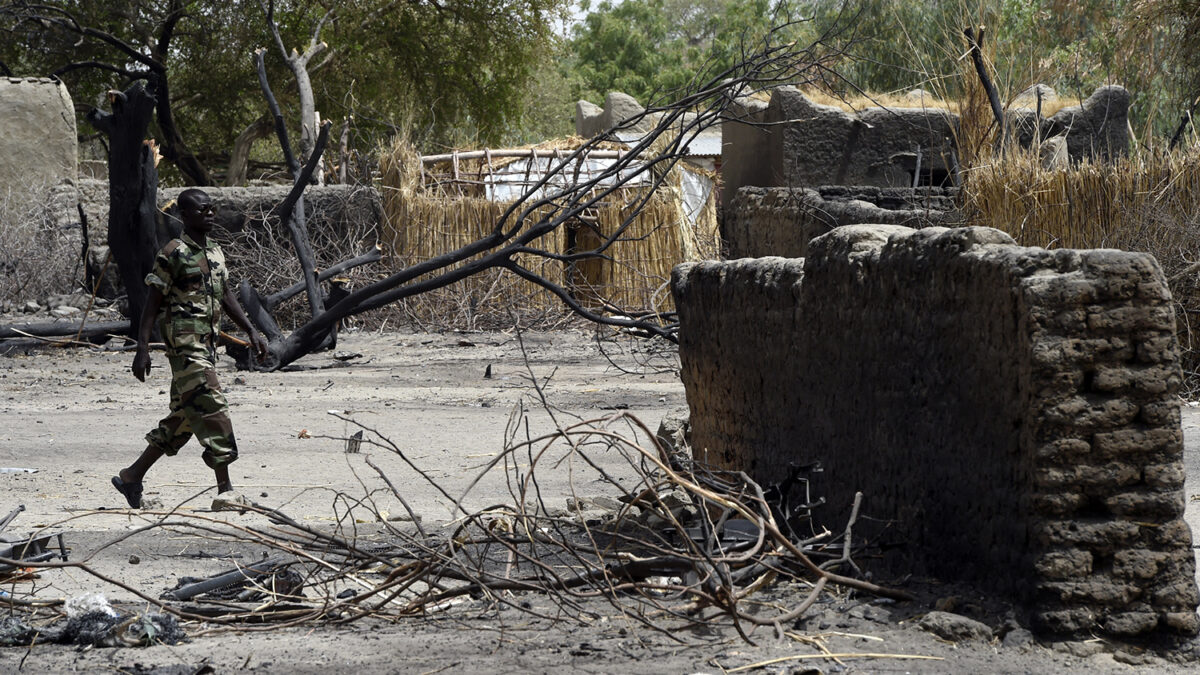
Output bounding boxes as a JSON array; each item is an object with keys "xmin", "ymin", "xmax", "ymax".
[{"xmin": 1, "ymin": 329, "xmax": 1198, "ymax": 673}]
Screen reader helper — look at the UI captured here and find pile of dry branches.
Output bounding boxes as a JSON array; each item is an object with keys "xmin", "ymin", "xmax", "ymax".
[{"xmin": 1, "ymin": 393, "xmax": 905, "ymax": 646}]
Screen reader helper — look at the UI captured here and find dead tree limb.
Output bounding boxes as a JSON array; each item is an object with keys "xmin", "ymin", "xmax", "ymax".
[
  {"xmin": 0, "ymin": 320, "xmax": 129, "ymax": 341},
  {"xmin": 261, "ymin": 0, "xmax": 333, "ymax": 184},
  {"xmin": 964, "ymin": 26, "xmax": 1005, "ymax": 147},
  {"xmin": 252, "ymin": 47, "xmax": 329, "ymax": 329},
  {"xmin": 1169, "ymin": 97, "xmax": 1200, "ymax": 150}
]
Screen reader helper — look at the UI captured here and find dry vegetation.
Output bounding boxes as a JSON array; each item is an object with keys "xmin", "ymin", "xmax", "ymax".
[
  {"xmin": 217, "ymin": 187, "xmax": 382, "ymax": 332},
  {"xmin": 0, "ymin": 185, "xmax": 84, "ymax": 306},
  {"xmin": 961, "ymin": 147, "xmax": 1200, "ymax": 390},
  {"xmin": 1, "ymin": 393, "xmax": 904, "ymax": 650},
  {"xmin": 375, "ymin": 136, "xmax": 720, "ymax": 330}
]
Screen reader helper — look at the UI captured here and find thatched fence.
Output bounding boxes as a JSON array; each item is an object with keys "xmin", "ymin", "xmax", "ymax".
[
  {"xmin": 963, "ymin": 150, "xmax": 1200, "ymax": 390},
  {"xmin": 378, "ymin": 137, "xmax": 719, "ymax": 329}
]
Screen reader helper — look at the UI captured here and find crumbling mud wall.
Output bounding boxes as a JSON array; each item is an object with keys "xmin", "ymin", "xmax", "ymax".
[
  {"xmin": 719, "ymin": 86, "xmax": 959, "ymax": 204},
  {"xmin": 724, "ymin": 186, "xmax": 960, "ymax": 258},
  {"xmin": 673, "ymin": 225, "xmax": 1199, "ymax": 638},
  {"xmin": 0, "ymin": 77, "xmax": 77, "ymax": 204},
  {"xmin": 77, "ymin": 181, "xmax": 382, "ymax": 248},
  {"xmin": 1011, "ymin": 85, "xmax": 1131, "ymax": 163},
  {"xmin": 77, "ymin": 182, "xmax": 382, "ymax": 301},
  {"xmin": 719, "ymin": 85, "xmax": 1132, "ymax": 216}
]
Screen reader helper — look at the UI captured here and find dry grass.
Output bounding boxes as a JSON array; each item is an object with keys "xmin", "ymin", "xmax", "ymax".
[
  {"xmin": 377, "ymin": 136, "xmax": 720, "ymax": 329},
  {"xmin": 0, "ymin": 184, "xmax": 84, "ymax": 306},
  {"xmin": 962, "ymin": 146, "xmax": 1200, "ymax": 389}
]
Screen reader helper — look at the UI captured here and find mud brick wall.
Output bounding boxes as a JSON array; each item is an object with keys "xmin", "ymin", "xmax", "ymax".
[
  {"xmin": 0, "ymin": 78, "xmax": 77, "ymax": 205},
  {"xmin": 673, "ymin": 224, "xmax": 1199, "ymax": 638},
  {"xmin": 723, "ymin": 186, "xmax": 960, "ymax": 258}
]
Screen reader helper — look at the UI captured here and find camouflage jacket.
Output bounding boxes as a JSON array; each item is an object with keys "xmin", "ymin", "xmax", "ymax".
[{"xmin": 145, "ymin": 233, "xmax": 228, "ymax": 356}]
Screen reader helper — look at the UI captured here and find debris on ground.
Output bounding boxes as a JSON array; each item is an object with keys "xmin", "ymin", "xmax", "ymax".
[{"xmin": 0, "ymin": 593, "xmax": 184, "ymax": 648}]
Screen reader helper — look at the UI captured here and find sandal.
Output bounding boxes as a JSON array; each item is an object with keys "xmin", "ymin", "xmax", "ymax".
[{"xmin": 111, "ymin": 475, "xmax": 143, "ymax": 509}]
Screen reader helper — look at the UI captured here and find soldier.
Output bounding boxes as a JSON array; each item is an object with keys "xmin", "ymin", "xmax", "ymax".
[{"xmin": 111, "ymin": 188, "xmax": 269, "ymax": 512}]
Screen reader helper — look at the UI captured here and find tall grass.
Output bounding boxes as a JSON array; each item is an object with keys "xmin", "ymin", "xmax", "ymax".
[{"xmin": 962, "ymin": 145, "xmax": 1200, "ymax": 391}]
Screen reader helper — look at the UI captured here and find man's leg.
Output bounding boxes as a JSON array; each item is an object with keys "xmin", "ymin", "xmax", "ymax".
[
  {"xmin": 114, "ymin": 358, "xmax": 192, "ymax": 508},
  {"xmin": 214, "ymin": 464, "xmax": 232, "ymax": 494},
  {"xmin": 119, "ymin": 445, "xmax": 166, "ymax": 485},
  {"xmin": 181, "ymin": 360, "xmax": 246, "ymax": 510}
]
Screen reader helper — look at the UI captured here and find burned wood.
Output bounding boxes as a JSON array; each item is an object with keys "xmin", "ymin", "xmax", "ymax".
[
  {"xmin": 252, "ymin": 48, "xmax": 329, "ymax": 321},
  {"xmin": 0, "ymin": 505, "xmax": 24, "ymax": 533},
  {"xmin": 265, "ymin": 245, "xmax": 382, "ymax": 311},
  {"xmin": 0, "ymin": 531, "xmax": 69, "ymax": 573},
  {"xmin": 161, "ymin": 556, "xmax": 290, "ymax": 601},
  {"xmin": 1169, "ymin": 98, "xmax": 1199, "ymax": 150},
  {"xmin": 963, "ymin": 27, "xmax": 1005, "ymax": 147},
  {"xmin": 86, "ymin": 80, "xmax": 161, "ymax": 338},
  {"xmin": 238, "ymin": 281, "xmax": 283, "ymax": 342},
  {"xmin": 0, "ymin": 320, "xmax": 129, "ymax": 341}
]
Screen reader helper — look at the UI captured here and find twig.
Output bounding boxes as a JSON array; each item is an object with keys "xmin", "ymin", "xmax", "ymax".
[{"xmin": 722, "ymin": 652, "xmax": 944, "ymax": 673}]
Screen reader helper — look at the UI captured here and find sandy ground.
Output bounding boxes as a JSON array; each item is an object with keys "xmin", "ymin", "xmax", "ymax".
[{"xmin": 1, "ymin": 328, "xmax": 1199, "ymax": 673}]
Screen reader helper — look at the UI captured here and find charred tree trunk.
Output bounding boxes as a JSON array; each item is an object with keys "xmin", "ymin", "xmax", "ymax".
[
  {"xmin": 86, "ymin": 81, "xmax": 162, "ymax": 338},
  {"xmin": 964, "ymin": 27, "xmax": 1006, "ymax": 148},
  {"xmin": 152, "ymin": 72, "xmax": 212, "ymax": 186},
  {"xmin": 253, "ymin": 48, "xmax": 329, "ymax": 321}
]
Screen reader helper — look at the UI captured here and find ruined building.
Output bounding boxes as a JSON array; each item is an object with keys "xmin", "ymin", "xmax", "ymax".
[
  {"xmin": 673, "ymin": 225, "xmax": 1199, "ymax": 639},
  {"xmin": 719, "ymin": 84, "xmax": 1131, "ymax": 259},
  {"xmin": 666, "ymin": 81, "xmax": 1191, "ymax": 639}
]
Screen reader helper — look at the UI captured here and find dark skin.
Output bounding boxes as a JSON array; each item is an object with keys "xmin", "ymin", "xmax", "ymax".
[{"xmin": 120, "ymin": 192, "xmax": 269, "ymax": 494}]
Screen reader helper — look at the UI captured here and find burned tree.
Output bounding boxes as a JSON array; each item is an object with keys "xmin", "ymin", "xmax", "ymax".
[
  {"xmin": 239, "ymin": 23, "xmax": 845, "ymax": 370},
  {"xmin": 84, "ymin": 82, "xmax": 165, "ymax": 337},
  {"xmin": 235, "ymin": 2, "xmax": 342, "ymax": 351}
]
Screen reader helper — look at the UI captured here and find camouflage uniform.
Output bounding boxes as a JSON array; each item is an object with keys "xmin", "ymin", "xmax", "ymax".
[{"xmin": 143, "ymin": 233, "xmax": 239, "ymax": 468}]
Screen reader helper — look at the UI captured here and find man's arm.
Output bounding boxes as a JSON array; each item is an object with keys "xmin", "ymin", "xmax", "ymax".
[
  {"xmin": 222, "ymin": 285, "xmax": 269, "ymax": 360},
  {"xmin": 132, "ymin": 288, "xmax": 164, "ymax": 382}
]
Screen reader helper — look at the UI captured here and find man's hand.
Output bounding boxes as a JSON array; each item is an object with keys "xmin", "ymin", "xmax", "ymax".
[
  {"xmin": 250, "ymin": 330, "xmax": 269, "ymax": 363},
  {"xmin": 132, "ymin": 346, "xmax": 152, "ymax": 382}
]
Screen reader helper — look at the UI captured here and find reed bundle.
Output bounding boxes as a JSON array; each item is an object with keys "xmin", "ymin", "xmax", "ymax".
[
  {"xmin": 964, "ymin": 150, "xmax": 1200, "ymax": 249},
  {"xmin": 962, "ymin": 146, "xmax": 1200, "ymax": 388}
]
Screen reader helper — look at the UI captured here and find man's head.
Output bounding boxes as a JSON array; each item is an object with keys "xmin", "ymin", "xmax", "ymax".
[{"xmin": 178, "ymin": 188, "xmax": 215, "ymax": 234}]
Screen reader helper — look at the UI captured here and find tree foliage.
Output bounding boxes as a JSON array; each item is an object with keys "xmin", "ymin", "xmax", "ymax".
[
  {"xmin": 0, "ymin": 0, "xmax": 568, "ymax": 184},
  {"xmin": 790, "ymin": 0, "xmax": 1198, "ymax": 136},
  {"xmin": 2, "ymin": 0, "xmax": 1195, "ymax": 180},
  {"xmin": 567, "ymin": 0, "xmax": 802, "ymax": 106}
]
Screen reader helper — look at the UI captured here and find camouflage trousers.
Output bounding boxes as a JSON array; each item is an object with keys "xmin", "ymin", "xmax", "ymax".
[{"xmin": 145, "ymin": 351, "xmax": 239, "ymax": 468}]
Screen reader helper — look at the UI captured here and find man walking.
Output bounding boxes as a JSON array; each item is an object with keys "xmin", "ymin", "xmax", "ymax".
[{"xmin": 111, "ymin": 188, "xmax": 268, "ymax": 511}]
